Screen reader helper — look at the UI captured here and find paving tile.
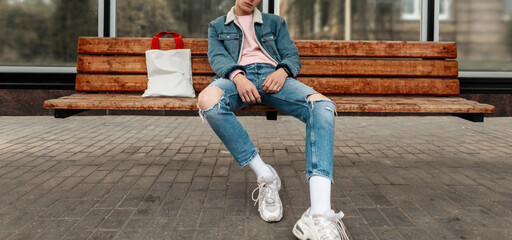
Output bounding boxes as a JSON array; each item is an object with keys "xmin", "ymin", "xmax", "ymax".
[
  {"xmin": 206, "ymin": 190, "xmax": 227, "ymax": 208},
  {"xmin": 358, "ymin": 208, "xmax": 392, "ymax": 228},
  {"xmin": 174, "ymin": 208, "xmax": 201, "ymax": 230},
  {"xmin": 196, "ymin": 229, "xmax": 220, "ymax": 240},
  {"xmin": 225, "ymin": 199, "xmax": 246, "ymax": 217},
  {"xmin": 88, "ymin": 230, "xmax": 117, "ymax": 240},
  {"xmin": 397, "ymin": 228, "xmax": 432, "ymax": 240},
  {"xmin": 199, "ymin": 208, "xmax": 224, "ymax": 229},
  {"xmin": 380, "ymin": 207, "xmax": 415, "ymax": 227},
  {"xmin": 372, "ymin": 228, "xmax": 404, "ymax": 240},
  {"xmin": 37, "ymin": 219, "xmax": 79, "ymax": 240},
  {"xmin": 367, "ymin": 192, "xmax": 394, "ymax": 207},
  {"xmin": 220, "ymin": 216, "xmax": 246, "ymax": 240},
  {"xmin": 170, "ymin": 229, "xmax": 196, "ymax": 240},
  {"xmin": 73, "ymin": 208, "xmax": 112, "ymax": 230},
  {"xmin": 436, "ymin": 217, "xmax": 478, "ymax": 240},
  {"xmin": 99, "ymin": 209, "xmax": 133, "ymax": 230},
  {"xmin": 5, "ymin": 218, "xmax": 54, "ymax": 240}
]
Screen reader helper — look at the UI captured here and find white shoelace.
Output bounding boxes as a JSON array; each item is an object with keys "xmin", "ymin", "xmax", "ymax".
[
  {"xmin": 251, "ymin": 181, "xmax": 277, "ymax": 206},
  {"xmin": 314, "ymin": 211, "xmax": 350, "ymax": 240},
  {"xmin": 333, "ymin": 212, "xmax": 350, "ymax": 240}
]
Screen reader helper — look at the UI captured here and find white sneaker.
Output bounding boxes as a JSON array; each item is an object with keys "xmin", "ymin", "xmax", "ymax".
[
  {"xmin": 293, "ymin": 208, "xmax": 350, "ymax": 240},
  {"xmin": 251, "ymin": 164, "xmax": 283, "ymax": 222}
]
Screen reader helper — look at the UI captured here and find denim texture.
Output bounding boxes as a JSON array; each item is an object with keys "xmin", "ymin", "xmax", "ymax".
[
  {"xmin": 207, "ymin": 8, "xmax": 301, "ymax": 79},
  {"xmin": 198, "ymin": 64, "xmax": 335, "ymax": 182}
]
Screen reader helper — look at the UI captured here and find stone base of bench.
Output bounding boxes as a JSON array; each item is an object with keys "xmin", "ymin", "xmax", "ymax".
[{"xmin": 44, "ymin": 93, "xmax": 494, "ymax": 122}]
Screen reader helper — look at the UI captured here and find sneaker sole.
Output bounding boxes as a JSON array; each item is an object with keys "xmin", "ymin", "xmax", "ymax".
[
  {"xmin": 292, "ymin": 221, "xmax": 311, "ymax": 240},
  {"xmin": 262, "ymin": 212, "xmax": 283, "ymax": 222}
]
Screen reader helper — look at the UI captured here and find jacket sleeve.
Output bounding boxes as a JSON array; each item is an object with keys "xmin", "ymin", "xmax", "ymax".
[
  {"xmin": 207, "ymin": 22, "xmax": 245, "ymax": 79},
  {"xmin": 275, "ymin": 18, "xmax": 301, "ymax": 77}
]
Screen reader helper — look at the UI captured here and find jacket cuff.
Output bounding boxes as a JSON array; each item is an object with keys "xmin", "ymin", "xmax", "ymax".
[
  {"xmin": 222, "ymin": 65, "xmax": 245, "ymax": 79},
  {"xmin": 228, "ymin": 69, "xmax": 245, "ymax": 81}
]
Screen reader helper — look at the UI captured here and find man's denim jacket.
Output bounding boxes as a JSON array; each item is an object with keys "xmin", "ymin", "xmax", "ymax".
[{"xmin": 207, "ymin": 7, "xmax": 301, "ymax": 79}]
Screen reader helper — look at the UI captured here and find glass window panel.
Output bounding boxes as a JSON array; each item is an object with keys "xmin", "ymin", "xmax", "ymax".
[
  {"xmin": 280, "ymin": 0, "xmax": 420, "ymax": 41},
  {"xmin": 117, "ymin": 0, "xmax": 237, "ymax": 38},
  {"xmin": 505, "ymin": 0, "xmax": 512, "ymax": 19},
  {"xmin": 0, "ymin": 0, "xmax": 98, "ymax": 66},
  {"xmin": 439, "ymin": 0, "xmax": 451, "ymax": 21},
  {"xmin": 402, "ymin": 0, "xmax": 420, "ymax": 20},
  {"xmin": 440, "ymin": 0, "xmax": 512, "ymax": 71}
]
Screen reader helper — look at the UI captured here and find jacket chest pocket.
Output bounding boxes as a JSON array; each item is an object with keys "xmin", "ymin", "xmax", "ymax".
[
  {"xmin": 219, "ymin": 33, "xmax": 240, "ymax": 57},
  {"xmin": 260, "ymin": 32, "xmax": 279, "ymax": 59}
]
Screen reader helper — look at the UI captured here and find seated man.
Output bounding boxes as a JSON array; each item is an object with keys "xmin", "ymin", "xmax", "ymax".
[{"xmin": 197, "ymin": 0, "xmax": 350, "ymax": 239}]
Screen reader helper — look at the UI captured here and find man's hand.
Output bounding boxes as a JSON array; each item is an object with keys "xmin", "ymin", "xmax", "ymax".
[
  {"xmin": 262, "ymin": 68, "xmax": 288, "ymax": 94},
  {"xmin": 233, "ymin": 73, "xmax": 261, "ymax": 104}
]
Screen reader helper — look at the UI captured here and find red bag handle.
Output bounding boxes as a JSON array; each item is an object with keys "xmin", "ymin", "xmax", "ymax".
[{"xmin": 151, "ymin": 31, "xmax": 183, "ymax": 50}]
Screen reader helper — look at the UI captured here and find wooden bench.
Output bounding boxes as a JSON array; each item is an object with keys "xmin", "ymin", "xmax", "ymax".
[{"xmin": 43, "ymin": 37, "xmax": 494, "ymax": 122}]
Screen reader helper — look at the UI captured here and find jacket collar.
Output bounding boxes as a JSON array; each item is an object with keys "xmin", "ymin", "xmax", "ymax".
[{"xmin": 225, "ymin": 6, "xmax": 263, "ymax": 25}]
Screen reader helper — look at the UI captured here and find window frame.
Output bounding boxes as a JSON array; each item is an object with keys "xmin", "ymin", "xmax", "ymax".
[{"xmin": 402, "ymin": 0, "xmax": 451, "ymax": 21}]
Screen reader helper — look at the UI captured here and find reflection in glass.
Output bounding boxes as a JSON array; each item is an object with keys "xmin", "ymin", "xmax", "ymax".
[
  {"xmin": 280, "ymin": 0, "xmax": 420, "ymax": 41},
  {"xmin": 0, "ymin": 0, "xmax": 97, "ymax": 66},
  {"xmin": 117, "ymin": 0, "xmax": 235, "ymax": 38},
  {"xmin": 440, "ymin": 0, "xmax": 512, "ymax": 71}
]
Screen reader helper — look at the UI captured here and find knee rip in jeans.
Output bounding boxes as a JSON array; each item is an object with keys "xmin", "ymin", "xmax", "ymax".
[
  {"xmin": 306, "ymin": 94, "xmax": 337, "ymax": 116},
  {"xmin": 197, "ymin": 87, "xmax": 225, "ymax": 122}
]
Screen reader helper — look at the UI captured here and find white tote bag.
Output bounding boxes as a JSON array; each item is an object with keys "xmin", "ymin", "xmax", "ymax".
[{"xmin": 142, "ymin": 32, "xmax": 196, "ymax": 98}]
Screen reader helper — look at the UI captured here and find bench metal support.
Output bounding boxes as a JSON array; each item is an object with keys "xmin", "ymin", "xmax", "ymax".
[
  {"xmin": 54, "ymin": 109, "xmax": 88, "ymax": 118},
  {"xmin": 452, "ymin": 113, "xmax": 484, "ymax": 122},
  {"xmin": 266, "ymin": 111, "xmax": 277, "ymax": 120}
]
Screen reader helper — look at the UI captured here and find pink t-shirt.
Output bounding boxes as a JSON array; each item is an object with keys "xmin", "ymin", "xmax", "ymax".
[{"xmin": 228, "ymin": 14, "xmax": 277, "ymax": 80}]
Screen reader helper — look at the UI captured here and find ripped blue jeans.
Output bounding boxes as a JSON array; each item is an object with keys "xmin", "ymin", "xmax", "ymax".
[{"xmin": 198, "ymin": 63, "xmax": 335, "ymax": 182}]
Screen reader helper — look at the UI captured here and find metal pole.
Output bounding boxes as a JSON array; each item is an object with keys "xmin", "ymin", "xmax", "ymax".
[
  {"xmin": 433, "ymin": 0, "xmax": 439, "ymax": 41},
  {"xmin": 274, "ymin": 0, "xmax": 280, "ymax": 16},
  {"xmin": 98, "ymin": 0, "xmax": 104, "ymax": 37},
  {"xmin": 110, "ymin": 0, "xmax": 117, "ymax": 37},
  {"xmin": 345, "ymin": 0, "xmax": 351, "ymax": 40},
  {"xmin": 421, "ymin": 0, "xmax": 435, "ymax": 41},
  {"xmin": 262, "ymin": 0, "xmax": 269, "ymax": 13},
  {"xmin": 421, "ymin": 0, "xmax": 428, "ymax": 41}
]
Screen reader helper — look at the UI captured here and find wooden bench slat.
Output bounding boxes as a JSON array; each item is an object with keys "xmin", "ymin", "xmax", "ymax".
[
  {"xmin": 76, "ymin": 74, "xmax": 460, "ymax": 96},
  {"xmin": 78, "ymin": 37, "xmax": 457, "ymax": 58},
  {"xmin": 296, "ymin": 40, "xmax": 456, "ymax": 58},
  {"xmin": 79, "ymin": 38, "xmax": 209, "ymax": 56},
  {"xmin": 43, "ymin": 94, "xmax": 494, "ymax": 113},
  {"xmin": 301, "ymin": 59, "xmax": 458, "ymax": 77},
  {"xmin": 77, "ymin": 56, "xmax": 458, "ymax": 77},
  {"xmin": 77, "ymin": 56, "xmax": 212, "ymax": 75}
]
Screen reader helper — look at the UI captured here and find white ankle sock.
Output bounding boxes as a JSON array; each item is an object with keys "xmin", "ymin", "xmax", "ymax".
[
  {"xmin": 309, "ymin": 176, "xmax": 332, "ymax": 215},
  {"xmin": 248, "ymin": 154, "xmax": 274, "ymax": 182}
]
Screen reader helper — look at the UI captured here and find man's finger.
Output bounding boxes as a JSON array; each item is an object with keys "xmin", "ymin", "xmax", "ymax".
[
  {"xmin": 242, "ymin": 90, "xmax": 251, "ymax": 103},
  {"xmin": 264, "ymin": 78, "xmax": 276, "ymax": 93},
  {"xmin": 267, "ymin": 80, "xmax": 278, "ymax": 93},
  {"xmin": 262, "ymin": 77, "xmax": 271, "ymax": 92},
  {"xmin": 251, "ymin": 88, "xmax": 261, "ymax": 103},
  {"xmin": 240, "ymin": 93, "xmax": 248, "ymax": 103},
  {"xmin": 254, "ymin": 92, "xmax": 262, "ymax": 103},
  {"xmin": 275, "ymin": 82, "xmax": 284, "ymax": 92}
]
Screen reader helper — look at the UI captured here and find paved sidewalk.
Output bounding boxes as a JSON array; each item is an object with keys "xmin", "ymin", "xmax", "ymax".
[{"xmin": 0, "ymin": 115, "xmax": 511, "ymax": 240}]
